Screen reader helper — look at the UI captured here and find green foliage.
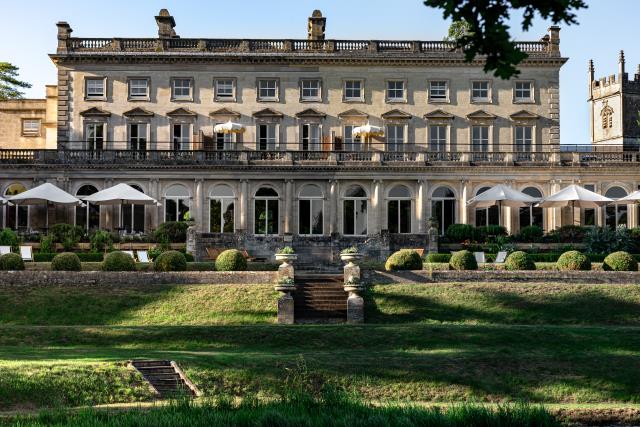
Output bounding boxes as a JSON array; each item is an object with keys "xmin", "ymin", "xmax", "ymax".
[
  {"xmin": 445, "ymin": 223, "xmax": 475, "ymax": 242},
  {"xmin": 153, "ymin": 221, "xmax": 188, "ymax": 244},
  {"xmin": 51, "ymin": 252, "xmax": 82, "ymax": 271},
  {"xmin": 546, "ymin": 225, "xmax": 588, "ymax": 243},
  {"xmin": 89, "ymin": 230, "xmax": 113, "ymax": 253},
  {"xmin": 340, "ymin": 246, "xmax": 359, "ymax": 255},
  {"xmin": 0, "ymin": 253, "xmax": 24, "ymax": 270},
  {"xmin": 584, "ymin": 226, "xmax": 634, "ymax": 254},
  {"xmin": 444, "ymin": 19, "xmax": 473, "ymax": 42},
  {"xmin": 154, "ymin": 250, "xmax": 187, "ymax": 272},
  {"xmin": 557, "ymin": 250, "xmax": 591, "ymax": 271},
  {"xmin": 518, "ymin": 225, "xmax": 544, "ymax": 243},
  {"xmin": 102, "ymin": 251, "xmax": 136, "ymax": 272},
  {"xmin": 0, "ymin": 62, "xmax": 32, "ymax": 100},
  {"xmin": 215, "ymin": 249, "xmax": 247, "ymax": 271},
  {"xmin": 34, "ymin": 253, "xmax": 104, "ymax": 263},
  {"xmin": 603, "ymin": 251, "xmax": 638, "ymax": 272},
  {"xmin": 505, "ymin": 251, "xmax": 536, "ymax": 271},
  {"xmin": 148, "ymin": 246, "xmax": 163, "ymax": 261},
  {"xmin": 49, "ymin": 223, "xmax": 84, "ymax": 250},
  {"xmin": 385, "ymin": 249, "xmax": 423, "ymax": 271},
  {"xmin": 424, "ymin": 0, "xmax": 586, "ymax": 79},
  {"xmin": 0, "ymin": 228, "xmax": 19, "ymax": 249},
  {"xmin": 425, "ymin": 253, "xmax": 451, "ymax": 263},
  {"xmin": 475, "ymin": 225, "xmax": 508, "ymax": 241},
  {"xmin": 449, "ymin": 250, "xmax": 478, "ymax": 270},
  {"xmin": 277, "ymin": 246, "xmax": 295, "ymax": 254},
  {"xmin": 39, "ymin": 234, "xmax": 54, "ymax": 254}
]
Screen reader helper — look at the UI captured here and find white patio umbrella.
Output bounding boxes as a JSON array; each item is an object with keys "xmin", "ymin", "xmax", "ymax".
[
  {"xmin": 213, "ymin": 120, "xmax": 245, "ymax": 134},
  {"xmin": 0, "ymin": 196, "xmax": 11, "ymax": 206},
  {"xmin": 352, "ymin": 122, "xmax": 384, "ymax": 138},
  {"xmin": 82, "ymin": 183, "xmax": 160, "ymax": 230},
  {"xmin": 609, "ymin": 190, "xmax": 640, "ymax": 205},
  {"xmin": 466, "ymin": 184, "xmax": 540, "ymax": 226},
  {"xmin": 7, "ymin": 182, "xmax": 84, "ymax": 228},
  {"xmin": 536, "ymin": 184, "xmax": 612, "ymax": 225}
]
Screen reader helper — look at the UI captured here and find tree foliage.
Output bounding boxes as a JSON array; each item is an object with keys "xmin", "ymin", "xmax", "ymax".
[
  {"xmin": 426, "ymin": 0, "xmax": 587, "ymax": 79},
  {"xmin": 0, "ymin": 62, "xmax": 31, "ymax": 100}
]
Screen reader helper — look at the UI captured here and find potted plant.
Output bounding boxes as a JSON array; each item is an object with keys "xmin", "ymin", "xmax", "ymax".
[
  {"xmin": 275, "ymin": 246, "xmax": 297, "ymax": 263},
  {"xmin": 274, "ymin": 276, "xmax": 296, "ymax": 293},
  {"xmin": 340, "ymin": 246, "xmax": 363, "ymax": 264}
]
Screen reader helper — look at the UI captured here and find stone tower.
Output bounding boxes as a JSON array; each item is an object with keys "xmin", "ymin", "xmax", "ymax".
[
  {"xmin": 588, "ymin": 50, "xmax": 640, "ymax": 147},
  {"xmin": 308, "ymin": 10, "xmax": 326, "ymax": 40}
]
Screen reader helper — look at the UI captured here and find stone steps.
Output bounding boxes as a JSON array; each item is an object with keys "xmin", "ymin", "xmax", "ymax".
[
  {"xmin": 294, "ymin": 274, "xmax": 348, "ymax": 322},
  {"xmin": 131, "ymin": 360, "xmax": 199, "ymax": 398}
]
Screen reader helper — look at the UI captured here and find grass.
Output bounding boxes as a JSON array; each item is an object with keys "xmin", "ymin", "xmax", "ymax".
[{"xmin": 423, "ymin": 262, "xmax": 606, "ymax": 271}]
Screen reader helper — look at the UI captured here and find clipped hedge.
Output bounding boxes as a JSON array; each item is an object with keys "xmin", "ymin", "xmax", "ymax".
[
  {"xmin": 557, "ymin": 250, "xmax": 591, "ymax": 271},
  {"xmin": 449, "ymin": 250, "xmax": 478, "ymax": 271},
  {"xmin": 0, "ymin": 253, "xmax": 24, "ymax": 271},
  {"xmin": 517, "ymin": 225, "xmax": 544, "ymax": 243},
  {"xmin": 385, "ymin": 249, "xmax": 423, "ymax": 271},
  {"xmin": 603, "ymin": 251, "xmax": 638, "ymax": 271},
  {"xmin": 154, "ymin": 250, "xmax": 187, "ymax": 272},
  {"xmin": 425, "ymin": 253, "xmax": 451, "ymax": 263},
  {"xmin": 34, "ymin": 253, "xmax": 105, "ymax": 263},
  {"xmin": 215, "ymin": 249, "xmax": 247, "ymax": 271},
  {"xmin": 445, "ymin": 224, "xmax": 475, "ymax": 242},
  {"xmin": 102, "ymin": 251, "xmax": 136, "ymax": 272},
  {"xmin": 51, "ymin": 252, "xmax": 82, "ymax": 271},
  {"xmin": 504, "ymin": 251, "xmax": 535, "ymax": 271}
]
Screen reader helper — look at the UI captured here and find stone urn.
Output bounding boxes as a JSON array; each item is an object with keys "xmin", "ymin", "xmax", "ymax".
[
  {"xmin": 274, "ymin": 277, "xmax": 296, "ymax": 294},
  {"xmin": 343, "ymin": 277, "xmax": 364, "ymax": 294},
  {"xmin": 340, "ymin": 252, "xmax": 363, "ymax": 266},
  {"xmin": 275, "ymin": 253, "xmax": 298, "ymax": 264}
]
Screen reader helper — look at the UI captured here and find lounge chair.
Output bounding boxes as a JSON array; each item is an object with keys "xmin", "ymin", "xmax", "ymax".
[
  {"xmin": 122, "ymin": 250, "xmax": 136, "ymax": 261},
  {"xmin": 19, "ymin": 245, "xmax": 33, "ymax": 262},
  {"xmin": 0, "ymin": 246, "xmax": 10, "ymax": 256},
  {"xmin": 137, "ymin": 250, "xmax": 150, "ymax": 263},
  {"xmin": 495, "ymin": 251, "xmax": 508, "ymax": 263},
  {"xmin": 206, "ymin": 247, "xmax": 222, "ymax": 261},
  {"xmin": 411, "ymin": 248, "xmax": 425, "ymax": 258},
  {"xmin": 242, "ymin": 249, "xmax": 267, "ymax": 263},
  {"xmin": 474, "ymin": 252, "xmax": 486, "ymax": 263}
]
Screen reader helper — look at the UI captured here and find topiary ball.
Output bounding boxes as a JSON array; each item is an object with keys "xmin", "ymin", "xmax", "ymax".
[
  {"xmin": 385, "ymin": 249, "xmax": 423, "ymax": 271},
  {"xmin": 603, "ymin": 251, "xmax": 638, "ymax": 271},
  {"xmin": 215, "ymin": 249, "xmax": 247, "ymax": 271},
  {"xmin": 51, "ymin": 252, "xmax": 82, "ymax": 271},
  {"xmin": 449, "ymin": 250, "xmax": 478, "ymax": 271},
  {"xmin": 102, "ymin": 251, "xmax": 136, "ymax": 272},
  {"xmin": 0, "ymin": 253, "xmax": 24, "ymax": 271},
  {"xmin": 154, "ymin": 250, "xmax": 187, "ymax": 272},
  {"xmin": 504, "ymin": 251, "xmax": 536, "ymax": 271},
  {"xmin": 556, "ymin": 250, "xmax": 591, "ymax": 271}
]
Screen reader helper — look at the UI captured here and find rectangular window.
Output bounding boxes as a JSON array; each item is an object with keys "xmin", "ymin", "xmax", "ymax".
[
  {"xmin": 471, "ymin": 81, "xmax": 490, "ymax": 101},
  {"xmin": 128, "ymin": 79, "xmax": 149, "ymax": 99},
  {"xmin": 386, "ymin": 125, "xmax": 404, "ymax": 152},
  {"xmin": 22, "ymin": 119, "xmax": 40, "ymax": 136},
  {"xmin": 215, "ymin": 79, "xmax": 235, "ymax": 101},
  {"xmin": 515, "ymin": 81, "xmax": 533, "ymax": 102},
  {"xmin": 386, "ymin": 80, "xmax": 405, "ymax": 102},
  {"xmin": 343, "ymin": 199, "xmax": 367, "ymax": 235},
  {"xmin": 258, "ymin": 79, "xmax": 278, "ymax": 101},
  {"xmin": 584, "ymin": 184, "xmax": 596, "ymax": 226},
  {"xmin": 215, "ymin": 131, "xmax": 233, "ymax": 150},
  {"xmin": 172, "ymin": 78, "xmax": 192, "ymax": 100},
  {"xmin": 210, "ymin": 199, "xmax": 234, "ymax": 233},
  {"xmin": 429, "ymin": 125, "xmax": 447, "ymax": 151},
  {"xmin": 85, "ymin": 78, "xmax": 105, "ymax": 99},
  {"xmin": 344, "ymin": 125, "xmax": 362, "ymax": 151},
  {"xmin": 388, "ymin": 200, "xmax": 411, "ymax": 234},
  {"xmin": 85, "ymin": 123, "xmax": 105, "ymax": 151},
  {"xmin": 254, "ymin": 199, "xmax": 279, "ymax": 235},
  {"xmin": 128, "ymin": 123, "xmax": 148, "ymax": 152},
  {"xmin": 471, "ymin": 126, "xmax": 489, "ymax": 152},
  {"xmin": 515, "ymin": 125, "xmax": 533, "ymax": 152},
  {"xmin": 258, "ymin": 124, "xmax": 276, "ymax": 150},
  {"xmin": 429, "ymin": 80, "xmax": 448, "ymax": 102},
  {"xmin": 344, "ymin": 80, "xmax": 363, "ymax": 101},
  {"xmin": 300, "ymin": 79, "xmax": 321, "ymax": 101},
  {"xmin": 301, "ymin": 124, "xmax": 320, "ymax": 151},
  {"xmin": 299, "ymin": 199, "xmax": 323, "ymax": 235},
  {"xmin": 172, "ymin": 123, "xmax": 190, "ymax": 150}
]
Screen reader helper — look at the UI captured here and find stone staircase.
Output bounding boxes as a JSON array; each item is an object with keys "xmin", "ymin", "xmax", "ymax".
[
  {"xmin": 293, "ymin": 274, "xmax": 347, "ymax": 322},
  {"xmin": 130, "ymin": 360, "xmax": 199, "ymax": 398}
]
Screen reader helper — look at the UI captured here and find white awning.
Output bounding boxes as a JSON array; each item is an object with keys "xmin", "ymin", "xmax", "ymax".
[
  {"xmin": 536, "ymin": 184, "xmax": 612, "ymax": 209},
  {"xmin": 213, "ymin": 120, "xmax": 245, "ymax": 134},
  {"xmin": 352, "ymin": 122, "xmax": 384, "ymax": 138},
  {"xmin": 8, "ymin": 183, "xmax": 83, "ymax": 206},
  {"xmin": 82, "ymin": 183, "xmax": 160, "ymax": 206},
  {"xmin": 610, "ymin": 190, "xmax": 640, "ymax": 205},
  {"xmin": 467, "ymin": 184, "xmax": 540, "ymax": 209}
]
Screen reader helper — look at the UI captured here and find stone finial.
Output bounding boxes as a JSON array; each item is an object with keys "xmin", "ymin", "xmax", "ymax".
[
  {"xmin": 619, "ymin": 49, "xmax": 626, "ymax": 76},
  {"xmin": 547, "ymin": 25, "xmax": 560, "ymax": 55},
  {"xmin": 56, "ymin": 22, "xmax": 72, "ymax": 53},
  {"xmin": 308, "ymin": 10, "xmax": 326, "ymax": 41},
  {"xmin": 155, "ymin": 9, "xmax": 177, "ymax": 38},
  {"xmin": 588, "ymin": 59, "xmax": 595, "ymax": 97}
]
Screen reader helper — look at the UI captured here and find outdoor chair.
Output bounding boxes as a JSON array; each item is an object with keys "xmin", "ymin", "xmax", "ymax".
[
  {"xmin": 206, "ymin": 247, "xmax": 222, "ymax": 261},
  {"xmin": 19, "ymin": 245, "xmax": 33, "ymax": 262},
  {"xmin": 474, "ymin": 252, "xmax": 486, "ymax": 264},
  {"xmin": 495, "ymin": 251, "xmax": 508, "ymax": 263},
  {"xmin": 0, "ymin": 246, "xmax": 10, "ymax": 256},
  {"xmin": 137, "ymin": 250, "xmax": 150, "ymax": 263},
  {"xmin": 411, "ymin": 248, "xmax": 425, "ymax": 258},
  {"xmin": 122, "ymin": 250, "xmax": 136, "ymax": 261},
  {"xmin": 242, "ymin": 249, "xmax": 267, "ymax": 263}
]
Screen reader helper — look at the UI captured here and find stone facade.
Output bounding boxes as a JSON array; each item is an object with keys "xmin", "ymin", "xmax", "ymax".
[{"xmin": 0, "ymin": 86, "xmax": 57, "ymax": 149}]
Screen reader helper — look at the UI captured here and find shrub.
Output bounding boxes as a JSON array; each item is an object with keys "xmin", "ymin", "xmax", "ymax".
[
  {"xmin": 475, "ymin": 225, "xmax": 508, "ymax": 242},
  {"xmin": 277, "ymin": 246, "xmax": 295, "ymax": 254},
  {"xmin": 449, "ymin": 250, "xmax": 478, "ymax": 270},
  {"xmin": 154, "ymin": 250, "xmax": 187, "ymax": 272},
  {"xmin": 504, "ymin": 251, "xmax": 535, "ymax": 271},
  {"xmin": 0, "ymin": 253, "xmax": 24, "ymax": 271},
  {"xmin": 584, "ymin": 226, "xmax": 634, "ymax": 254},
  {"xmin": 384, "ymin": 249, "xmax": 423, "ymax": 271},
  {"xmin": 425, "ymin": 253, "xmax": 451, "ymax": 263},
  {"xmin": 340, "ymin": 246, "xmax": 359, "ymax": 255},
  {"xmin": 39, "ymin": 234, "xmax": 55, "ymax": 253},
  {"xmin": 51, "ymin": 252, "xmax": 82, "ymax": 271},
  {"xmin": 154, "ymin": 222, "xmax": 188, "ymax": 244},
  {"xmin": 0, "ymin": 228, "xmax": 19, "ymax": 249},
  {"xmin": 102, "ymin": 251, "xmax": 136, "ymax": 272},
  {"xmin": 557, "ymin": 250, "xmax": 591, "ymax": 271},
  {"xmin": 445, "ymin": 224, "xmax": 475, "ymax": 243},
  {"xmin": 517, "ymin": 225, "xmax": 544, "ymax": 243},
  {"xmin": 546, "ymin": 225, "xmax": 588, "ymax": 243},
  {"xmin": 49, "ymin": 223, "xmax": 84, "ymax": 245},
  {"xmin": 603, "ymin": 251, "xmax": 638, "ymax": 271},
  {"xmin": 33, "ymin": 253, "xmax": 103, "ymax": 262},
  {"xmin": 215, "ymin": 249, "xmax": 247, "ymax": 271},
  {"xmin": 90, "ymin": 230, "xmax": 113, "ymax": 253}
]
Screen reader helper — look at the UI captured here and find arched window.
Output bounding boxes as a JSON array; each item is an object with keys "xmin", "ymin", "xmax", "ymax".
[
  {"xmin": 519, "ymin": 187, "xmax": 543, "ymax": 229},
  {"xmin": 387, "ymin": 185, "xmax": 412, "ymax": 234},
  {"xmin": 343, "ymin": 185, "xmax": 368, "ymax": 236},
  {"xmin": 76, "ymin": 185, "xmax": 100, "ymax": 231},
  {"xmin": 210, "ymin": 184, "xmax": 235, "ymax": 233},
  {"xmin": 254, "ymin": 187, "xmax": 279, "ymax": 235},
  {"xmin": 4, "ymin": 184, "xmax": 28, "ymax": 230},
  {"xmin": 431, "ymin": 186, "xmax": 455, "ymax": 235},
  {"xmin": 122, "ymin": 184, "xmax": 145, "ymax": 233},
  {"xmin": 475, "ymin": 187, "xmax": 499, "ymax": 227},
  {"xmin": 164, "ymin": 184, "xmax": 190, "ymax": 222},
  {"xmin": 298, "ymin": 185, "xmax": 323, "ymax": 235},
  {"xmin": 601, "ymin": 105, "xmax": 614, "ymax": 129},
  {"xmin": 605, "ymin": 186, "xmax": 628, "ymax": 228}
]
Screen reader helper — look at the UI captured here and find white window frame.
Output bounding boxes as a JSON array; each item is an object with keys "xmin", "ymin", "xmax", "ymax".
[
  {"xmin": 343, "ymin": 188, "xmax": 368, "ymax": 236},
  {"xmin": 471, "ymin": 80, "xmax": 491, "ymax": 103},
  {"xmin": 301, "ymin": 123, "xmax": 321, "ymax": 151},
  {"xmin": 127, "ymin": 77, "xmax": 150, "ymax": 101},
  {"xmin": 428, "ymin": 80, "xmax": 449, "ymax": 103},
  {"xmin": 209, "ymin": 186, "xmax": 236, "ymax": 233},
  {"xmin": 298, "ymin": 186, "xmax": 324, "ymax": 236},
  {"xmin": 257, "ymin": 79, "xmax": 279, "ymax": 102},
  {"xmin": 164, "ymin": 185, "xmax": 191, "ymax": 222},
  {"xmin": 387, "ymin": 186, "xmax": 412, "ymax": 234},
  {"xmin": 257, "ymin": 123, "xmax": 277, "ymax": 150},
  {"xmin": 343, "ymin": 125, "xmax": 362, "ymax": 151},
  {"xmin": 514, "ymin": 125, "xmax": 533, "ymax": 152},
  {"xmin": 300, "ymin": 79, "xmax": 322, "ymax": 102},
  {"xmin": 85, "ymin": 77, "xmax": 106, "ymax": 100},
  {"xmin": 254, "ymin": 188, "xmax": 280, "ymax": 236},
  {"xmin": 214, "ymin": 128, "xmax": 234, "ymax": 150},
  {"xmin": 172, "ymin": 123, "xmax": 191, "ymax": 150},
  {"xmin": 514, "ymin": 80, "xmax": 534, "ymax": 103},
  {"xmin": 471, "ymin": 125, "xmax": 490, "ymax": 152},
  {"xmin": 84, "ymin": 122, "xmax": 106, "ymax": 151},
  {"xmin": 171, "ymin": 78, "xmax": 193, "ymax": 101},
  {"xmin": 343, "ymin": 79, "xmax": 364, "ymax": 102},
  {"xmin": 128, "ymin": 122, "xmax": 149, "ymax": 151},
  {"xmin": 214, "ymin": 78, "xmax": 236, "ymax": 102},
  {"xmin": 21, "ymin": 119, "xmax": 41, "ymax": 137},
  {"xmin": 386, "ymin": 124, "xmax": 405, "ymax": 152},
  {"xmin": 385, "ymin": 80, "xmax": 406, "ymax": 103},
  {"xmin": 428, "ymin": 125, "xmax": 447, "ymax": 152}
]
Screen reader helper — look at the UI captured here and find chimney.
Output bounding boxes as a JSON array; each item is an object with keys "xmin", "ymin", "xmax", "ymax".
[
  {"xmin": 547, "ymin": 26, "xmax": 560, "ymax": 55},
  {"xmin": 56, "ymin": 21, "xmax": 72, "ymax": 53},
  {"xmin": 308, "ymin": 10, "xmax": 326, "ymax": 40},
  {"xmin": 155, "ymin": 9, "xmax": 177, "ymax": 38},
  {"xmin": 588, "ymin": 59, "xmax": 594, "ymax": 98},
  {"xmin": 619, "ymin": 50, "xmax": 627, "ymax": 81}
]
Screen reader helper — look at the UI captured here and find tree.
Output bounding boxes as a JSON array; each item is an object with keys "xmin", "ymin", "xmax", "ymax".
[
  {"xmin": 425, "ymin": 0, "xmax": 587, "ymax": 79},
  {"xmin": 0, "ymin": 62, "xmax": 32, "ymax": 100},
  {"xmin": 445, "ymin": 20, "xmax": 472, "ymax": 42}
]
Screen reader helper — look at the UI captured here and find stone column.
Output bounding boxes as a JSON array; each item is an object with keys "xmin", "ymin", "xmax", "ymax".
[
  {"xmin": 194, "ymin": 179, "xmax": 204, "ymax": 232},
  {"xmin": 329, "ymin": 179, "xmax": 339, "ymax": 235},
  {"xmin": 284, "ymin": 179, "xmax": 293, "ymax": 234},
  {"xmin": 343, "ymin": 257, "xmax": 364, "ymax": 324},
  {"xmin": 240, "ymin": 179, "xmax": 249, "ymax": 231},
  {"xmin": 275, "ymin": 255, "xmax": 296, "ymax": 324},
  {"xmin": 459, "ymin": 180, "xmax": 470, "ymax": 225},
  {"xmin": 371, "ymin": 179, "xmax": 384, "ymax": 234},
  {"xmin": 417, "ymin": 179, "xmax": 428, "ymax": 233}
]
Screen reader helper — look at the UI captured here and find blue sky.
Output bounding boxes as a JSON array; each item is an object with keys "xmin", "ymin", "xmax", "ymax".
[{"xmin": 1, "ymin": 0, "xmax": 637, "ymax": 145}]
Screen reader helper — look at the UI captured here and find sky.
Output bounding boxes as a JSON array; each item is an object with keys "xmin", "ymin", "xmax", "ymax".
[{"xmin": 1, "ymin": 0, "xmax": 637, "ymax": 145}]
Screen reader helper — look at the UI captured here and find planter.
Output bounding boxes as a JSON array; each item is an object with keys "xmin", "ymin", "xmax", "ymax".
[
  {"xmin": 274, "ymin": 282, "xmax": 296, "ymax": 293},
  {"xmin": 275, "ymin": 253, "xmax": 298, "ymax": 263},
  {"xmin": 340, "ymin": 253, "xmax": 363, "ymax": 264},
  {"xmin": 344, "ymin": 283, "xmax": 365, "ymax": 294}
]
